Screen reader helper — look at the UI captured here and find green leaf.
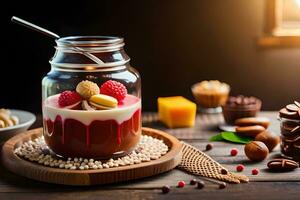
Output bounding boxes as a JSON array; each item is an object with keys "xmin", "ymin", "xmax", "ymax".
[
  {"xmin": 221, "ymin": 132, "xmax": 253, "ymax": 144},
  {"xmin": 209, "ymin": 133, "xmax": 224, "ymax": 142}
]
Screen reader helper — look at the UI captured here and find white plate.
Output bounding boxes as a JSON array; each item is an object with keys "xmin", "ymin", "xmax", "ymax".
[
  {"xmin": 0, "ymin": 109, "xmax": 36, "ymax": 141},
  {"xmin": 218, "ymin": 124, "xmax": 236, "ymax": 132}
]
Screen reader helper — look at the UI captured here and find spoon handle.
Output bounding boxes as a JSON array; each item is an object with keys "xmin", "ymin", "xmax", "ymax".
[
  {"xmin": 11, "ymin": 16, "xmax": 104, "ymax": 65},
  {"xmin": 11, "ymin": 16, "xmax": 60, "ymax": 39}
]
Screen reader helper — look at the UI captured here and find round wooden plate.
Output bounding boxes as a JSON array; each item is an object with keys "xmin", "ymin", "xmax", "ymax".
[{"xmin": 1, "ymin": 127, "xmax": 182, "ymax": 186}]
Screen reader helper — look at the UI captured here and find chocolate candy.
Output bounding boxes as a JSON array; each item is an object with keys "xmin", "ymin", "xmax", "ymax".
[
  {"xmin": 286, "ymin": 104, "xmax": 299, "ymax": 112},
  {"xmin": 267, "ymin": 159, "xmax": 299, "ymax": 171},
  {"xmin": 235, "ymin": 117, "xmax": 270, "ymax": 129},
  {"xmin": 279, "ymin": 108, "xmax": 300, "ymax": 120},
  {"xmin": 219, "ymin": 182, "xmax": 227, "ymax": 189},
  {"xmin": 197, "ymin": 180, "xmax": 205, "ymax": 189},
  {"xmin": 162, "ymin": 185, "xmax": 171, "ymax": 194},
  {"xmin": 220, "ymin": 169, "xmax": 228, "ymax": 175},
  {"xmin": 295, "ymin": 101, "xmax": 300, "ymax": 108},
  {"xmin": 291, "ymin": 126, "xmax": 300, "ymax": 133},
  {"xmin": 244, "ymin": 141, "xmax": 269, "ymax": 161},
  {"xmin": 254, "ymin": 131, "xmax": 280, "ymax": 152},
  {"xmin": 205, "ymin": 143, "xmax": 213, "ymax": 151},
  {"xmin": 190, "ymin": 179, "xmax": 197, "ymax": 185},
  {"xmin": 236, "ymin": 125, "xmax": 265, "ymax": 138}
]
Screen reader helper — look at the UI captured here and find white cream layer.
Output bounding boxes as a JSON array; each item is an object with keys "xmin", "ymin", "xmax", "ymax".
[{"xmin": 43, "ymin": 95, "xmax": 141, "ymax": 125}]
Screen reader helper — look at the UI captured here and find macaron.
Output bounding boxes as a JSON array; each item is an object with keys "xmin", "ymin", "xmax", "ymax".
[
  {"xmin": 235, "ymin": 117, "xmax": 270, "ymax": 129},
  {"xmin": 89, "ymin": 94, "xmax": 118, "ymax": 109},
  {"xmin": 235, "ymin": 125, "xmax": 265, "ymax": 138}
]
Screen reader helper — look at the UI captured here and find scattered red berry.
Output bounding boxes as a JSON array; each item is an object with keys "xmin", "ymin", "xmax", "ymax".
[
  {"xmin": 161, "ymin": 185, "xmax": 170, "ymax": 194},
  {"xmin": 236, "ymin": 164, "xmax": 245, "ymax": 172},
  {"xmin": 230, "ymin": 148, "xmax": 238, "ymax": 156},
  {"xmin": 177, "ymin": 181, "xmax": 186, "ymax": 188},
  {"xmin": 190, "ymin": 179, "xmax": 197, "ymax": 185},
  {"xmin": 58, "ymin": 91, "xmax": 81, "ymax": 107},
  {"xmin": 100, "ymin": 80, "xmax": 127, "ymax": 102},
  {"xmin": 252, "ymin": 168, "xmax": 259, "ymax": 175}
]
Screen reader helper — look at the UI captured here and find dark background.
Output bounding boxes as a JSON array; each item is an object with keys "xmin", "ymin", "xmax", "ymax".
[{"xmin": 2, "ymin": 0, "xmax": 300, "ymax": 113}]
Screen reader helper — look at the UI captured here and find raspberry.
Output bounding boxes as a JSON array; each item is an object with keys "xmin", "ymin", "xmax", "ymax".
[
  {"xmin": 252, "ymin": 168, "xmax": 259, "ymax": 175},
  {"xmin": 58, "ymin": 91, "xmax": 81, "ymax": 107},
  {"xmin": 100, "ymin": 80, "xmax": 127, "ymax": 102},
  {"xmin": 236, "ymin": 164, "xmax": 245, "ymax": 172},
  {"xmin": 230, "ymin": 148, "xmax": 238, "ymax": 156},
  {"xmin": 177, "ymin": 181, "xmax": 185, "ymax": 188}
]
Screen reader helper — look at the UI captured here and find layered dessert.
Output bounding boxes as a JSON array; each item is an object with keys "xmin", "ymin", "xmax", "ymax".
[
  {"xmin": 43, "ymin": 80, "xmax": 141, "ymax": 158},
  {"xmin": 191, "ymin": 80, "xmax": 230, "ymax": 108},
  {"xmin": 279, "ymin": 101, "xmax": 300, "ymax": 161},
  {"xmin": 222, "ymin": 95, "xmax": 261, "ymax": 124}
]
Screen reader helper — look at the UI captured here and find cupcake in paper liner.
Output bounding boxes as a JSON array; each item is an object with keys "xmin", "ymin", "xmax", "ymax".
[{"xmin": 191, "ymin": 80, "xmax": 230, "ymax": 108}]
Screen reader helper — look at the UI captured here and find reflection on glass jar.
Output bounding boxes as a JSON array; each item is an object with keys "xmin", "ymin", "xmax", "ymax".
[{"xmin": 42, "ymin": 36, "xmax": 141, "ymax": 159}]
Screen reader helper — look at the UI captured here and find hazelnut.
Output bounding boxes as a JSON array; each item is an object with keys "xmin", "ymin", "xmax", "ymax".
[
  {"xmin": 255, "ymin": 131, "xmax": 280, "ymax": 152},
  {"xmin": 244, "ymin": 141, "xmax": 269, "ymax": 161}
]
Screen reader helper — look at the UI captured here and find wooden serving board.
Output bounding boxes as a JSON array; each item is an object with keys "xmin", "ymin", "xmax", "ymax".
[{"xmin": 1, "ymin": 127, "xmax": 182, "ymax": 186}]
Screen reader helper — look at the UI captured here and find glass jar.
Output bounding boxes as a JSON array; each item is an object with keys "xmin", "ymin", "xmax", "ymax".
[
  {"xmin": 42, "ymin": 36, "xmax": 141, "ymax": 159},
  {"xmin": 280, "ymin": 117, "xmax": 300, "ymax": 161}
]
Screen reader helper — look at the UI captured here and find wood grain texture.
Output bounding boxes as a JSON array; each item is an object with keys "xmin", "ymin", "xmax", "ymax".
[
  {"xmin": 1, "ymin": 127, "xmax": 182, "ymax": 186},
  {"xmin": 143, "ymin": 112, "xmax": 280, "ymax": 140},
  {"xmin": 0, "ymin": 112, "xmax": 300, "ymax": 200},
  {"xmin": 143, "ymin": 112, "xmax": 300, "ymax": 182}
]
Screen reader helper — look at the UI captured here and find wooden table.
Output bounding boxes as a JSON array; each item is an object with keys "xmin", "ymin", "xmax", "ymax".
[{"xmin": 0, "ymin": 111, "xmax": 300, "ymax": 200}]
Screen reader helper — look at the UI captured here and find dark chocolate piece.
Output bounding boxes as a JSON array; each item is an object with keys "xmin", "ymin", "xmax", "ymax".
[
  {"xmin": 197, "ymin": 181, "xmax": 205, "ymax": 189},
  {"xmin": 267, "ymin": 159, "xmax": 299, "ymax": 171},
  {"xmin": 162, "ymin": 185, "xmax": 170, "ymax": 194},
  {"xmin": 190, "ymin": 179, "xmax": 197, "ymax": 185},
  {"xmin": 205, "ymin": 143, "xmax": 213, "ymax": 151},
  {"xmin": 279, "ymin": 108, "xmax": 300, "ymax": 120},
  {"xmin": 220, "ymin": 169, "xmax": 228, "ymax": 175},
  {"xmin": 291, "ymin": 126, "xmax": 300, "ymax": 133},
  {"xmin": 286, "ymin": 104, "xmax": 300, "ymax": 112},
  {"xmin": 219, "ymin": 182, "xmax": 226, "ymax": 189}
]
